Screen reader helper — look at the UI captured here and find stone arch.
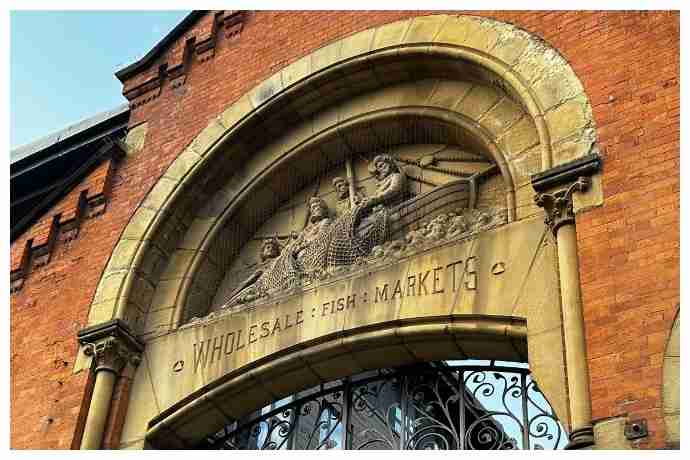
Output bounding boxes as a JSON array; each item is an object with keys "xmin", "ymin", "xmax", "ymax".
[
  {"xmin": 87, "ymin": 14, "xmax": 599, "ymax": 335},
  {"xmin": 144, "ymin": 316, "xmax": 529, "ymax": 448},
  {"xmin": 84, "ymin": 15, "xmax": 603, "ymax": 448}
]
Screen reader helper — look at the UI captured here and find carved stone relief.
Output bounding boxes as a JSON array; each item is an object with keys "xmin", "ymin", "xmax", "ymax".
[{"xmin": 202, "ymin": 144, "xmax": 505, "ymax": 318}]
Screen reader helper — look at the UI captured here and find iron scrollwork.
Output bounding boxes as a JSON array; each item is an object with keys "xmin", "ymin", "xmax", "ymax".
[{"xmin": 198, "ymin": 361, "xmax": 566, "ymax": 450}]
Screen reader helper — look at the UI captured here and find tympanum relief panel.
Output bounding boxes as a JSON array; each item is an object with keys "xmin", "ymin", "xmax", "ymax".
[{"xmin": 204, "ymin": 143, "xmax": 507, "ymax": 320}]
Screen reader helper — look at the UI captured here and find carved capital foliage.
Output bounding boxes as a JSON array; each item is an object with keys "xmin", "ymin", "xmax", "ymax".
[
  {"xmin": 78, "ymin": 319, "xmax": 143, "ymax": 375},
  {"xmin": 531, "ymin": 151, "xmax": 602, "ymax": 235},
  {"xmin": 534, "ymin": 177, "xmax": 590, "ymax": 234},
  {"xmin": 84, "ymin": 336, "xmax": 141, "ymax": 374}
]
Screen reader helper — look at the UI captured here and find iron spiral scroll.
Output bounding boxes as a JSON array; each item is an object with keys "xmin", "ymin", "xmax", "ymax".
[{"xmin": 199, "ymin": 361, "xmax": 566, "ymax": 450}]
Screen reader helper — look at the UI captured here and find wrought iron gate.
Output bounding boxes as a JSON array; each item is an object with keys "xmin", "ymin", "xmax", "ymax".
[{"xmin": 198, "ymin": 361, "xmax": 566, "ymax": 450}]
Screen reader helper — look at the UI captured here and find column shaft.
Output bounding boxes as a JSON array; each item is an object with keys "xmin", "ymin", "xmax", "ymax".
[
  {"xmin": 80, "ymin": 370, "xmax": 117, "ymax": 449},
  {"xmin": 556, "ymin": 223, "xmax": 594, "ymax": 448}
]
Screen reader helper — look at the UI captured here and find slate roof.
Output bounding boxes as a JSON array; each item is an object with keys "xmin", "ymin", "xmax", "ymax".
[{"xmin": 11, "ymin": 104, "xmax": 130, "ymax": 240}]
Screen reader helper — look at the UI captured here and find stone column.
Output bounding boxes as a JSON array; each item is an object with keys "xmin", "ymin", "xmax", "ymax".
[
  {"xmin": 78, "ymin": 320, "xmax": 143, "ymax": 450},
  {"xmin": 532, "ymin": 153, "xmax": 602, "ymax": 449}
]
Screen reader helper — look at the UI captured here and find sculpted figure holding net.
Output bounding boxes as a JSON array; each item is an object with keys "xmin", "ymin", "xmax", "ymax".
[
  {"xmin": 222, "ymin": 155, "xmax": 407, "ymax": 308},
  {"xmin": 325, "ymin": 154, "xmax": 407, "ymax": 267},
  {"xmin": 222, "ymin": 197, "xmax": 333, "ymax": 307}
]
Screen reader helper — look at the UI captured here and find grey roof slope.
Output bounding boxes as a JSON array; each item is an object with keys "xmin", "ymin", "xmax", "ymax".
[
  {"xmin": 11, "ymin": 103, "xmax": 129, "ymax": 165},
  {"xmin": 11, "ymin": 104, "xmax": 130, "ymax": 241}
]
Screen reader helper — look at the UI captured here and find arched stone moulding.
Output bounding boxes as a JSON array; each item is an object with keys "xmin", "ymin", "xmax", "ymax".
[
  {"xmin": 140, "ymin": 315, "xmax": 531, "ymax": 448},
  {"xmin": 118, "ymin": 206, "xmax": 569, "ymax": 448},
  {"xmin": 174, "ymin": 104, "xmax": 522, "ymax": 324},
  {"xmin": 83, "ymin": 14, "xmax": 602, "ymax": 447},
  {"xmin": 88, "ymin": 14, "xmax": 599, "ymax": 332}
]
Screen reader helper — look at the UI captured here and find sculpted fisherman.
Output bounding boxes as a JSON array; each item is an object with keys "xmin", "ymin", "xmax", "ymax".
[
  {"xmin": 291, "ymin": 197, "xmax": 333, "ymax": 275},
  {"xmin": 222, "ymin": 237, "xmax": 282, "ymax": 307},
  {"xmin": 332, "ymin": 176, "xmax": 365, "ymax": 216},
  {"xmin": 361, "ymin": 154, "xmax": 407, "ymax": 210}
]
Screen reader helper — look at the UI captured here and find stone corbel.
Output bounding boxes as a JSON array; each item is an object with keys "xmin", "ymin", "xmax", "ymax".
[
  {"xmin": 77, "ymin": 320, "xmax": 143, "ymax": 449},
  {"xmin": 532, "ymin": 152, "xmax": 602, "ymax": 450}
]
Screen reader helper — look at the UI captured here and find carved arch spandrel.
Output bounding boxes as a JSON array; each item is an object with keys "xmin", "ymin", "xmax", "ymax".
[{"xmin": 86, "ymin": 14, "xmax": 599, "ymax": 346}]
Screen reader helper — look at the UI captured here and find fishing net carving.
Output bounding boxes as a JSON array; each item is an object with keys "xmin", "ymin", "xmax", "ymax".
[
  {"xmin": 222, "ymin": 204, "xmax": 390, "ymax": 307},
  {"xmin": 326, "ymin": 203, "xmax": 389, "ymax": 267}
]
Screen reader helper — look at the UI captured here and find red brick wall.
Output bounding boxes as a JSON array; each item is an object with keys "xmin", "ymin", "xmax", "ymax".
[
  {"xmin": 572, "ymin": 12, "xmax": 680, "ymax": 449},
  {"xmin": 10, "ymin": 157, "xmax": 120, "ymax": 448},
  {"xmin": 10, "ymin": 11, "xmax": 679, "ymax": 449}
]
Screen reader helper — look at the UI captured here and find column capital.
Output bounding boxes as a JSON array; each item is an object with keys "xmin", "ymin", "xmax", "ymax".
[
  {"xmin": 78, "ymin": 319, "xmax": 143, "ymax": 374},
  {"xmin": 534, "ymin": 176, "xmax": 590, "ymax": 234},
  {"xmin": 531, "ymin": 152, "xmax": 602, "ymax": 234}
]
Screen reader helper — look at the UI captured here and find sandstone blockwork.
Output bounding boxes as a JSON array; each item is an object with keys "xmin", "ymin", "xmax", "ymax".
[{"xmin": 10, "ymin": 11, "xmax": 678, "ymax": 449}]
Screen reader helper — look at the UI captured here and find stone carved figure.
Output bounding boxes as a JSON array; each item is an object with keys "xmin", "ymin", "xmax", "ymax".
[
  {"xmin": 332, "ymin": 176, "xmax": 365, "ymax": 216},
  {"xmin": 325, "ymin": 154, "xmax": 407, "ymax": 267},
  {"xmin": 362, "ymin": 154, "xmax": 407, "ymax": 210},
  {"xmin": 291, "ymin": 197, "xmax": 333, "ymax": 276},
  {"xmin": 260, "ymin": 237, "xmax": 281, "ymax": 262},
  {"xmin": 223, "ymin": 237, "xmax": 283, "ymax": 306},
  {"xmin": 222, "ymin": 197, "xmax": 334, "ymax": 308},
  {"xmin": 219, "ymin": 149, "xmax": 511, "ymax": 311},
  {"xmin": 222, "ymin": 155, "xmax": 408, "ymax": 308},
  {"xmin": 368, "ymin": 208, "xmax": 508, "ymax": 263}
]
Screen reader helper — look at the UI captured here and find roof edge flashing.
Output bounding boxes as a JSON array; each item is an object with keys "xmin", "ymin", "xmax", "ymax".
[{"xmin": 114, "ymin": 11, "xmax": 203, "ymax": 83}]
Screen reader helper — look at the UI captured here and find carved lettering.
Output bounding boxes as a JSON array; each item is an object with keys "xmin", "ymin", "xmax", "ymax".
[
  {"xmin": 187, "ymin": 251, "xmax": 493, "ymax": 374},
  {"xmin": 432, "ymin": 266, "xmax": 444, "ymax": 294},
  {"xmin": 190, "ymin": 308, "xmax": 307, "ymax": 372},
  {"xmin": 375, "ymin": 284, "xmax": 389, "ymax": 303},
  {"xmin": 446, "ymin": 260, "xmax": 463, "ymax": 291},
  {"xmin": 346, "ymin": 294, "xmax": 356, "ymax": 309},
  {"xmin": 210, "ymin": 335, "xmax": 224, "ymax": 364},
  {"xmin": 271, "ymin": 318, "xmax": 282, "ymax": 335},
  {"xmin": 418, "ymin": 270, "xmax": 430, "ymax": 296},
  {"xmin": 193, "ymin": 340, "xmax": 210, "ymax": 372},
  {"xmin": 407, "ymin": 275, "xmax": 416, "ymax": 297},
  {"xmin": 260, "ymin": 322, "xmax": 270, "ymax": 338},
  {"xmin": 248, "ymin": 325, "xmax": 258, "ymax": 344},
  {"xmin": 236, "ymin": 329, "xmax": 245, "ymax": 350},
  {"xmin": 224, "ymin": 332, "xmax": 235, "ymax": 355},
  {"xmin": 391, "ymin": 279, "xmax": 403, "ymax": 300}
]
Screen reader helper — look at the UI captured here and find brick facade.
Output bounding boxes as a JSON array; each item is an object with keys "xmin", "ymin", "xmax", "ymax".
[{"xmin": 10, "ymin": 11, "xmax": 679, "ymax": 449}]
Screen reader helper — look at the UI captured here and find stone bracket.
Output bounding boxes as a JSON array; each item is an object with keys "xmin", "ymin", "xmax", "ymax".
[{"xmin": 78, "ymin": 319, "xmax": 144, "ymax": 374}]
